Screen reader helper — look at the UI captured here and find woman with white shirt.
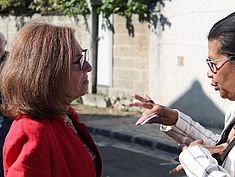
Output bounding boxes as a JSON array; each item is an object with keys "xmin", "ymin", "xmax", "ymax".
[{"xmin": 130, "ymin": 12, "xmax": 235, "ymax": 177}]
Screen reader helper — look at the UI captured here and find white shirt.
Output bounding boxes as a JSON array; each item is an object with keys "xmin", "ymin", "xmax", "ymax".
[{"xmin": 160, "ymin": 104, "xmax": 235, "ymax": 177}]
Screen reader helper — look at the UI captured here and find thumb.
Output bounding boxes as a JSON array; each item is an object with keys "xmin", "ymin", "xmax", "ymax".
[
  {"xmin": 206, "ymin": 143, "xmax": 228, "ymax": 154},
  {"xmin": 189, "ymin": 139, "xmax": 203, "ymax": 147},
  {"xmin": 169, "ymin": 164, "xmax": 184, "ymax": 175}
]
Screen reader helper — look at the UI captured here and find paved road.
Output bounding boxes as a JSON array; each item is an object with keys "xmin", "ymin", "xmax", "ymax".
[
  {"xmin": 80, "ymin": 114, "xmax": 222, "ymax": 156},
  {"xmin": 80, "ymin": 110, "xmax": 223, "ymax": 177},
  {"xmin": 94, "ymin": 135, "xmax": 186, "ymax": 177}
]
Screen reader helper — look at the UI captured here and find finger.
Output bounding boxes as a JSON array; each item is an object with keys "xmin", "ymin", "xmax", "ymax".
[
  {"xmin": 169, "ymin": 164, "xmax": 184, "ymax": 174},
  {"xmin": 206, "ymin": 143, "xmax": 228, "ymax": 154},
  {"xmin": 128, "ymin": 101, "xmax": 153, "ymax": 109},
  {"xmin": 143, "ymin": 94, "xmax": 155, "ymax": 104},
  {"xmin": 134, "ymin": 94, "xmax": 147, "ymax": 102},
  {"xmin": 128, "ymin": 102, "xmax": 143, "ymax": 107},
  {"xmin": 135, "ymin": 113, "xmax": 160, "ymax": 125},
  {"xmin": 189, "ymin": 139, "xmax": 203, "ymax": 147},
  {"xmin": 144, "ymin": 94, "xmax": 151, "ymax": 100},
  {"xmin": 147, "ymin": 99, "xmax": 155, "ymax": 104}
]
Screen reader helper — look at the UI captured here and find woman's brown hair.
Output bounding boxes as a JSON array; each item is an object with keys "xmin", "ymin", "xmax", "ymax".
[{"xmin": 0, "ymin": 21, "xmax": 75, "ymax": 119}]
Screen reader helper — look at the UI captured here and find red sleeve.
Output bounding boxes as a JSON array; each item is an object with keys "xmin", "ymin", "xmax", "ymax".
[{"xmin": 3, "ymin": 119, "xmax": 51, "ymax": 177}]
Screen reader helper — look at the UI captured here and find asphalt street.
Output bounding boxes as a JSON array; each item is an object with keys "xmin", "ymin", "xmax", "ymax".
[
  {"xmin": 94, "ymin": 134, "xmax": 186, "ymax": 177},
  {"xmin": 80, "ymin": 113, "xmax": 221, "ymax": 177}
]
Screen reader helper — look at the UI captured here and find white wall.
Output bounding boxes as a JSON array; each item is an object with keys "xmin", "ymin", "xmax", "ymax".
[
  {"xmin": 0, "ymin": 15, "xmax": 89, "ymax": 51},
  {"xmin": 149, "ymin": 1, "xmax": 235, "ymax": 127}
]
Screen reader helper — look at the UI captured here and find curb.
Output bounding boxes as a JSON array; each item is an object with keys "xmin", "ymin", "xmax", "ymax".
[{"xmin": 87, "ymin": 126, "xmax": 181, "ymax": 154}]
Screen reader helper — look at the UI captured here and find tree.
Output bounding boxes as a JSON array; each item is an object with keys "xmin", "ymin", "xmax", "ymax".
[{"xmin": 0, "ymin": 0, "xmax": 167, "ymax": 31}]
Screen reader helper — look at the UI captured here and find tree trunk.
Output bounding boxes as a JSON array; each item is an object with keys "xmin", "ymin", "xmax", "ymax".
[{"xmin": 90, "ymin": 4, "xmax": 99, "ymax": 94}]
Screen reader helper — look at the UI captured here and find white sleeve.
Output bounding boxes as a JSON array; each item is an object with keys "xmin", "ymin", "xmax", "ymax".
[
  {"xmin": 179, "ymin": 146, "xmax": 230, "ymax": 177},
  {"xmin": 160, "ymin": 110, "xmax": 219, "ymax": 146},
  {"xmin": 224, "ymin": 103, "xmax": 235, "ymax": 127}
]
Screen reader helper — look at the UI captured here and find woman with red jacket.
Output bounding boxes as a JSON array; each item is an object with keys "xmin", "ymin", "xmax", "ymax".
[{"xmin": 1, "ymin": 21, "xmax": 102, "ymax": 177}]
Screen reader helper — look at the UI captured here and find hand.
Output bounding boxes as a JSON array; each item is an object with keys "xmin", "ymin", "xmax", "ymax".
[
  {"xmin": 186, "ymin": 139, "xmax": 228, "ymax": 155},
  {"xmin": 129, "ymin": 94, "xmax": 178, "ymax": 126},
  {"xmin": 169, "ymin": 139, "xmax": 228, "ymax": 175}
]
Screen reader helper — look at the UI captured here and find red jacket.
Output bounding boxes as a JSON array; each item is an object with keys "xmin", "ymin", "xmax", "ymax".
[{"xmin": 3, "ymin": 108, "xmax": 102, "ymax": 177}]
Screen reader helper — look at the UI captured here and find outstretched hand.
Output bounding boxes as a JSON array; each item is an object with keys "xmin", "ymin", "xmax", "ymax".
[
  {"xmin": 129, "ymin": 94, "xmax": 178, "ymax": 126},
  {"xmin": 169, "ymin": 139, "xmax": 228, "ymax": 175}
]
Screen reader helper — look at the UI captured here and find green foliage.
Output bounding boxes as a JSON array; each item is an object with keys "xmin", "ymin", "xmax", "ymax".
[
  {"xmin": 0, "ymin": 0, "xmax": 34, "ymax": 16},
  {"xmin": 98, "ymin": 0, "xmax": 159, "ymax": 21},
  {"xmin": 0, "ymin": 0, "xmax": 166, "ymax": 32},
  {"xmin": 0, "ymin": 0, "xmax": 9, "ymax": 9},
  {"xmin": 98, "ymin": 0, "xmax": 163, "ymax": 35},
  {"xmin": 76, "ymin": 97, "xmax": 83, "ymax": 104},
  {"xmin": 29, "ymin": 0, "xmax": 90, "ymax": 17},
  {"xmin": 0, "ymin": 0, "xmax": 160, "ymax": 21},
  {"xmin": 0, "ymin": 0, "xmax": 90, "ymax": 18}
]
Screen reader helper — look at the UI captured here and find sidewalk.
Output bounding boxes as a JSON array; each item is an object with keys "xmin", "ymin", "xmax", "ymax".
[{"xmin": 79, "ymin": 113, "xmax": 223, "ymax": 155}]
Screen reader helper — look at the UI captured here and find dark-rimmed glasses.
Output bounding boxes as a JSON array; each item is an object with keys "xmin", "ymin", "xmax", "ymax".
[
  {"xmin": 72, "ymin": 49, "xmax": 89, "ymax": 70},
  {"xmin": 206, "ymin": 58, "xmax": 231, "ymax": 73}
]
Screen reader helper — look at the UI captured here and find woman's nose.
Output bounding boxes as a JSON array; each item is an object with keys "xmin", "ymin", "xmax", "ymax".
[
  {"xmin": 83, "ymin": 61, "xmax": 92, "ymax": 72},
  {"xmin": 207, "ymin": 69, "xmax": 213, "ymax": 78}
]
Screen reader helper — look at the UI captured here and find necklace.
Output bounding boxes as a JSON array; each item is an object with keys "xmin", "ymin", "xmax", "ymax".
[
  {"xmin": 63, "ymin": 114, "xmax": 77, "ymax": 134},
  {"xmin": 62, "ymin": 114, "xmax": 97, "ymax": 161}
]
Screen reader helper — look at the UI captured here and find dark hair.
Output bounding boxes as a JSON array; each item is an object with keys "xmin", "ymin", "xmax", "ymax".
[
  {"xmin": 0, "ymin": 21, "xmax": 75, "ymax": 119},
  {"xmin": 208, "ymin": 12, "xmax": 235, "ymax": 59}
]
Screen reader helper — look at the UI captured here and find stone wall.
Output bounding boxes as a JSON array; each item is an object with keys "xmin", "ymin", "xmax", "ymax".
[
  {"xmin": 0, "ymin": 15, "xmax": 89, "ymax": 51},
  {"xmin": 111, "ymin": 15, "xmax": 150, "ymax": 97}
]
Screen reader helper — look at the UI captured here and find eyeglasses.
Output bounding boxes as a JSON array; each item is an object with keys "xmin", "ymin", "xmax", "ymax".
[
  {"xmin": 206, "ymin": 58, "xmax": 231, "ymax": 73},
  {"xmin": 72, "ymin": 49, "xmax": 89, "ymax": 70}
]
